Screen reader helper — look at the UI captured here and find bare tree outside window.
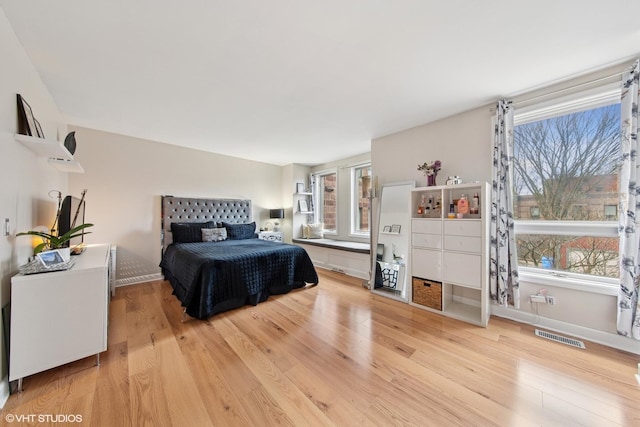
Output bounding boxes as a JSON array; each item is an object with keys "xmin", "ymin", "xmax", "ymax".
[{"xmin": 513, "ymin": 104, "xmax": 620, "ymax": 278}]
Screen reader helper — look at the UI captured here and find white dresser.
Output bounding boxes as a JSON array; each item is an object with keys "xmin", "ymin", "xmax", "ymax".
[{"xmin": 10, "ymin": 244, "xmax": 112, "ymax": 391}]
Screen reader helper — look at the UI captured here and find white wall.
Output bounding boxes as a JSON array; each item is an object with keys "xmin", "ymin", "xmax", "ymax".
[
  {"xmin": 0, "ymin": 8, "xmax": 68, "ymax": 406},
  {"xmin": 67, "ymin": 126, "xmax": 284, "ymax": 285},
  {"xmin": 372, "ymin": 105, "xmax": 493, "ymax": 188},
  {"xmin": 372, "ymin": 102, "xmax": 635, "ymax": 353}
]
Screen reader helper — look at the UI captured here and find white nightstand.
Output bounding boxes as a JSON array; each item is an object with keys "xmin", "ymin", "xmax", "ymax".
[{"xmin": 258, "ymin": 231, "xmax": 284, "ymax": 242}]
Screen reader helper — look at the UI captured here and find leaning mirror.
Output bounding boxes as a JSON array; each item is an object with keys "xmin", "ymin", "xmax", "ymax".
[{"xmin": 371, "ymin": 181, "xmax": 414, "ymax": 301}]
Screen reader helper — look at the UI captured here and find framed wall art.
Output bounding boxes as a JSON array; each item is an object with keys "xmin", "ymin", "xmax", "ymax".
[{"xmin": 17, "ymin": 94, "xmax": 37, "ymax": 137}]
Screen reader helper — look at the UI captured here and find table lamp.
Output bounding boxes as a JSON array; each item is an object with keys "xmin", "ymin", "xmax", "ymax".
[{"xmin": 269, "ymin": 209, "xmax": 284, "ymax": 232}]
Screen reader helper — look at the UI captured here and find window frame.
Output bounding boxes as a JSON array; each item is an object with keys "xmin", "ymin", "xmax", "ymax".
[
  {"xmin": 312, "ymin": 169, "xmax": 338, "ymax": 235},
  {"xmin": 512, "ymin": 83, "xmax": 621, "ymax": 292},
  {"xmin": 350, "ymin": 163, "xmax": 372, "ymax": 237}
]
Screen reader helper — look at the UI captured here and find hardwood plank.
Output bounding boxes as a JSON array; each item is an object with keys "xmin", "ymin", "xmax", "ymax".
[{"xmin": 2, "ymin": 270, "xmax": 638, "ymax": 426}]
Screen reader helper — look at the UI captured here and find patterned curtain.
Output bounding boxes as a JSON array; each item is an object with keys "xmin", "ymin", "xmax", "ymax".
[
  {"xmin": 618, "ymin": 59, "xmax": 640, "ymax": 340},
  {"xmin": 490, "ymin": 100, "xmax": 520, "ymax": 308}
]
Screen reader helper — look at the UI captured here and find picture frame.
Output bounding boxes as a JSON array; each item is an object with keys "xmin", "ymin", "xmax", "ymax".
[
  {"xmin": 390, "ymin": 224, "xmax": 401, "ymax": 234},
  {"xmin": 17, "ymin": 94, "xmax": 37, "ymax": 137},
  {"xmin": 298, "ymin": 199, "xmax": 309, "ymax": 213},
  {"xmin": 34, "ymin": 119, "xmax": 44, "ymax": 138},
  {"xmin": 383, "ymin": 225, "xmax": 391, "ymax": 232},
  {"xmin": 296, "ymin": 182, "xmax": 305, "ymax": 194},
  {"xmin": 36, "ymin": 249, "xmax": 66, "ymax": 268}
]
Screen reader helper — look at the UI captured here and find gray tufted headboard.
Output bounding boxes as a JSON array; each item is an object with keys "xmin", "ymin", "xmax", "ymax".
[{"xmin": 161, "ymin": 196, "xmax": 252, "ymax": 252}]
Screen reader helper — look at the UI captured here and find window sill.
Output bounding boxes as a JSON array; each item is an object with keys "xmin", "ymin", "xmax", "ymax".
[{"xmin": 519, "ymin": 269, "xmax": 618, "ymax": 296}]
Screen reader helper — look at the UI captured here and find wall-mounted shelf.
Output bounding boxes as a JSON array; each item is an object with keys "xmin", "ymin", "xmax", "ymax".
[{"xmin": 15, "ymin": 133, "xmax": 84, "ymax": 173}]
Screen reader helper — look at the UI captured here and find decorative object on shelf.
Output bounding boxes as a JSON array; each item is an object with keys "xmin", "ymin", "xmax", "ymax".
[
  {"xmin": 446, "ymin": 176, "xmax": 463, "ymax": 185},
  {"xmin": 298, "ymin": 199, "xmax": 309, "ymax": 213},
  {"xmin": 16, "ymin": 94, "xmax": 38, "ymax": 137},
  {"xmin": 390, "ymin": 224, "xmax": 401, "ymax": 234},
  {"xmin": 296, "ymin": 182, "xmax": 306, "ymax": 193},
  {"xmin": 418, "ymin": 160, "xmax": 441, "ymax": 186},
  {"xmin": 383, "ymin": 225, "xmax": 391, "ymax": 232},
  {"xmin": 269, "ymin": 208, "xmax": 284, "ymax": 232},
  {"xmin": 64, "ymin": 131, "xmax": 77, "ymax": 155}
]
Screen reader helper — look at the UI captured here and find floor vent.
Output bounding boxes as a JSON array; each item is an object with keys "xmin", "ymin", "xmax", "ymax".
[{"xmin": 535, "ymin": 329, "xmax": 586, "ymax": 349}]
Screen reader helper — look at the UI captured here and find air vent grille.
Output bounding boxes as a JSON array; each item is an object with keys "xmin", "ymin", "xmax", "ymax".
[{"xmin": 535, "ymin": 329, "xmax": 586, "ymax": 349}]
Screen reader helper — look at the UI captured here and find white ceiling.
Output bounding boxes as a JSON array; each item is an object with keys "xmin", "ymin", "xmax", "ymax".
[{"xmin": 2, "ymin": 1, "xmax": 639, "ymax": 166}]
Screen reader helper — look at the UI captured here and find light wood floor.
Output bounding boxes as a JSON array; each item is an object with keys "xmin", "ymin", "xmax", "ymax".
[{"xmin": 2, "ymin": 270, "xmax": 639, "ymax": 426}]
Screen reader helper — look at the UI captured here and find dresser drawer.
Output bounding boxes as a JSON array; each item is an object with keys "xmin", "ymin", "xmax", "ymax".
[
  {"xmin": 444, "ymin": 220, "xmax": 481, "ymax": 237},
  {"xmin": 412, "ymin": 233, "xmax": 442, "ymax": 249},
  {"xmin": 443, "ymin": 235, "xmax": 481, "ymax": 253},
  {"xmin": 412, "ymin": 219, "xmax": 442, "ymax": 235}
]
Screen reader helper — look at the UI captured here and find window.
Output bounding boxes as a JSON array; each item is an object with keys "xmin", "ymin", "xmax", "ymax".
[
  {"xmin": 513, "ymin": 85, "xmax": 621, "ymax": 281},
  {"xmin": 352, "ymin": 164, "xmax": 372, "ymax": 235},
  {"xmin": 314, "ymin": 171, "xmax": 337, "ymax": 233}
]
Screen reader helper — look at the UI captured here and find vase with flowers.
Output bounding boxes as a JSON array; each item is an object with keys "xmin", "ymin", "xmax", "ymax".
[{"xmin": 418, "ymin": 160, "xmax": 442, "ymax": 186}]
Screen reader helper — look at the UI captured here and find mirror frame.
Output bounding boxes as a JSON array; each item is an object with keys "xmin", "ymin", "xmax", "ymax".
[{"xmin": 370, "ymin": 180, "xmax": 415, "ymax": 302}]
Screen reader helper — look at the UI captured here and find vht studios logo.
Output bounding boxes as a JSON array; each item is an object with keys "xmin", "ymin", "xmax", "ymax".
[{"xmin": 5, "ymin": 413, "xmax": 83, "ymax": 423}]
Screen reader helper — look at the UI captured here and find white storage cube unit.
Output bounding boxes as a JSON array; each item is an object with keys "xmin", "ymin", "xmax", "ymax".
[{"xmin": 409, "ymin": 183, "xmax": 489, "ymax": 327}]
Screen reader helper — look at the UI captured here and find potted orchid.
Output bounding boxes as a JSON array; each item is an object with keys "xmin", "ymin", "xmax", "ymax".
[
  {"xmin": 17, "ymin": 223, "xmax": 93, "ymax": 256},
  {"xmin": 417, "ymin": 160, "xmax": 442, "ymax": 186}
]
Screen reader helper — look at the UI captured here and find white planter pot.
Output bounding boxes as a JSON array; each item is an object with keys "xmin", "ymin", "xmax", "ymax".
[{"xmin": 56, "ymin": 247, "xmax": 71, "ymax": 262}]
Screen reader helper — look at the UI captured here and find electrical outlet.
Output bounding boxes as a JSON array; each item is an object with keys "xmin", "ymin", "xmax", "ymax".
[
  {"xmin": 547, "ymin": 296, "xmax": 556, "ymax": 305},
  {"xmin": 530, "ymin": 295, "xmax": 547, "ymax": 303}
]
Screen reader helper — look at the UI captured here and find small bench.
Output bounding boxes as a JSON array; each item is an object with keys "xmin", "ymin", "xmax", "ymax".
[
  {"xmin": 293, "ymin": 238, "xmax": 370, "ymax": 279},
  {"xmin": 292, "ymin": 238, "xmax": 370, "ymax": 254}
]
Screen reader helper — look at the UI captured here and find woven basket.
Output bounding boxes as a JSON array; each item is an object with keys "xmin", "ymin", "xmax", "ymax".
[{"xmin": 412, "ymin": 277, "xmax": 442, "ymax": 310}]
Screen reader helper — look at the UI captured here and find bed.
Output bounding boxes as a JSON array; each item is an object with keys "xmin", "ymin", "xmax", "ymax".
[{"xmin": 159, "ymin": 196, "xmax": 318, "ymax": 319}]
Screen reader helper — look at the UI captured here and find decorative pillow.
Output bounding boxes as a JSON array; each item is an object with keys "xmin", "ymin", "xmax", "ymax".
[
  {"xmin": 302, "ymin": 223, "xmax": 323, "ymax": 239},
  {"xmin": 202, "ymin": 227, "xmax": 227, "ymax": 242},
  {"xmin": 171, "ymin": 221, "xmax": 216, "ymax": 243},
  {"xmin": 223, "ymin": 221, "xmax": 257, "ymax": 240}
]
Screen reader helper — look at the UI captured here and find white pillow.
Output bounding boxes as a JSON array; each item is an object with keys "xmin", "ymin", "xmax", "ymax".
[
  {"xmin": 202, "ymin": 227, "xmax": 227, "ymax": 242},
  {"xmin": 302, "ymin": 223, "xmax": 323, "ymax": 239}
]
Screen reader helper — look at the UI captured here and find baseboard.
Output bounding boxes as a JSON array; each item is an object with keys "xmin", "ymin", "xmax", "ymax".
[
  {"xmin": 115, "ymin": 273, "xmax": 164, "ymax": 288},
  {"xmin": 491, "ymin": 305, "xmax": 640, "ymax": 355},
  {"xmin": 316, "ymin": 267, "xmax": 367, "ymax": 286}
]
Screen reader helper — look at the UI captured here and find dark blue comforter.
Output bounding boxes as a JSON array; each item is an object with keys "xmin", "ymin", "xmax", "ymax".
[{"xmin": 160, "ymin": 239, "xmax": 318, "ymax": 319}]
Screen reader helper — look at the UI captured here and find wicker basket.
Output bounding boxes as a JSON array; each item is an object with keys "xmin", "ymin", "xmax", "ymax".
[{"xmin": 412, "ymin": 277, "xmax": 442, "ymax": 310}]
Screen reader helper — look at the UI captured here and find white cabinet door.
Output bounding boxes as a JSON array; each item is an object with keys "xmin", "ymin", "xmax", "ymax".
[
  {"xmin": 442, "ymin": 251, "xmax": 481, "ymax": 288},
  {"xmin": 412, "ymin": 248, "xmax": 442, "ymax": 281}
]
